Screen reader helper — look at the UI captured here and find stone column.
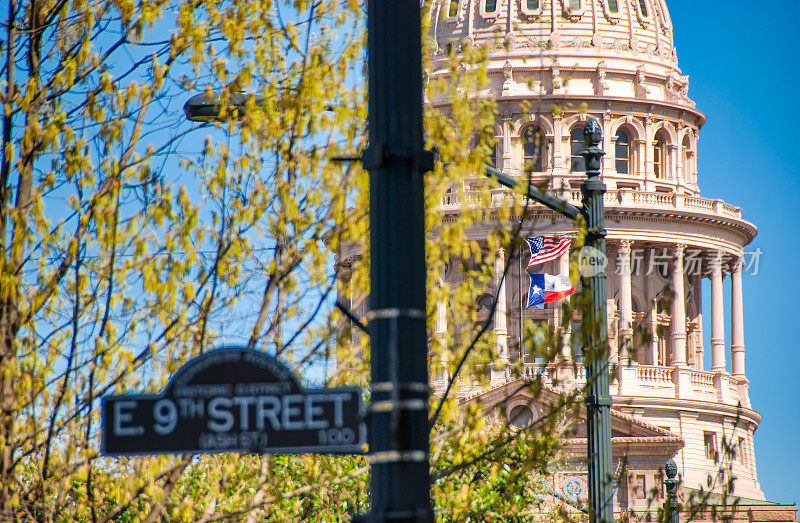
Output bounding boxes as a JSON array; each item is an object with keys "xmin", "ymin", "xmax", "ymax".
[
  {"xmin": 730, "ymin": 258, "xmax": 746, "ymax": 379},
  {"xmin": 435, "ymin": 288, "xmax": 449, "ymax": 386},
  {"xmin": 645, "ymin": 249, "xmax": 658, "ymax": 366},
  {"xmin": 671, "ymin": 244, "xmax": 688, "ymax": 367},
  {"xmin": 693, "ymin": 274, "xmax": 705, "ymax": 370},
  {"xmin": 501, "ymin": 115, "xmax": 513, "ymax": 171},
  {"xmin": 552, "ymin": 114, "xmax": 564, "ymax": 183},
  {"xmin": 618, "ymin": 240, "xmax": 634, "ymax": 364},
  {"xmin": 667, "ymin": 144, "xmax": 679, "ymax": 182},
  {"xmin": 494, "ymin": 248, "xmax": 508, "ymax": 364},
  {"xmin": 602, "ymin": 113, "xmax": 613, "ymax": 173},
  {"xmin": 644, "ymin": 116, "xmax": 654, "ymax": 182},
  {"xmin": 710, "ymin": 251, "xmax": 726, "ymax": 373}
]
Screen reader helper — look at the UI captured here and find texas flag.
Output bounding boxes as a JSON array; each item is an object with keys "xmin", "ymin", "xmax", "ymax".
[{"xmin": 527, "ymin": 273, "xmax": 575, "ymax": 308}]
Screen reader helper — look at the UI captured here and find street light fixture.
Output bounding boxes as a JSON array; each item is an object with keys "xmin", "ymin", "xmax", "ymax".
[{"xmin": 183, "ymin": 91, "xmax": 265, "ymax": 122}]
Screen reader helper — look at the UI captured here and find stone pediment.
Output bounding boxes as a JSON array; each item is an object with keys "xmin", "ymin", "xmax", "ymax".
[{"xmin": 461, "ymin": 378, "xmax": 684, "ymax": 457}]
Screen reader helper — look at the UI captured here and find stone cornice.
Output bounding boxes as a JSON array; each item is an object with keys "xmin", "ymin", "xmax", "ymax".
[
  {"xmin": 427, "ymin": 94, "xmax": 706, "ymax": 127},
  {"xmin": 613, "ymin": 395, "xmax": 763, "ymax": 427},
  {"xmin": 563, "ymin": 436, "xmax": 684, "ymax": 456},
  {"xmin": 441, "ymin": 205, "xmax": 756, "ymax": 250}
]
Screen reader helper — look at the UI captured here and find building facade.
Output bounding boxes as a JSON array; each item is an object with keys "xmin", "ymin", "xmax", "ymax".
[{"xmin": 422, "ymin": 0, "xmax": 797, "ymax": 518}]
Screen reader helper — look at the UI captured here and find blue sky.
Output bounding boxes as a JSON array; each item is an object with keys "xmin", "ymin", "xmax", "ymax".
[{"xmin": 669, "ymin": 1, "xmax": 799, "ymax": 506}]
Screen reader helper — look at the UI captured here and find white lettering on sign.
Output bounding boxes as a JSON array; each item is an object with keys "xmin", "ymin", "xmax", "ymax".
[
  {"xmin": 256, "ymin": 396, "xmax": 280, "ymax": 430},
  {"xmin": 199, "ymin": 431, "xmax": 269, "ymax": 450},
  {"xmin": 153, "ymin": 399, "xmax": 178, "ymax": 435},
  {"xmin": 200, "ymin": 392, "xmax": 354, "ymax": 433},
  {"xmin": 113, "ymin": 401, "xmax": 144, "ymax": 436},
  {"xmin": 282, "ymin": 395, "xmax": 303, "ymax": 430},
  {"xmin": 232, "ymin": 396, "xmax": 256, "ymax": 430},
  {"xmin": 208, "ymin": 397, "xmax": 234, "ymax": 432},
  {"xmin": 318, "ymin": 427, "xmax": 356, "ymax": 445},
  {"xmin": 305, "ymin": 396, "xmax": 326, "ymax": 430}
]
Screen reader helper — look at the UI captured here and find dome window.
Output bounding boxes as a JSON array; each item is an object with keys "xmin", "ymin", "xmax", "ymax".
[
  {"xmin": 638, "ymin": 0, "xmax": 649, "ymax": 17},
  {"xmin": 445, "ymin": 0, "xmax": 460, "ymax": 19},
  {"xmin": 483, "ymin": 0, "xmax": 498, "ymax": 14},
  {"xmin": 599, "ymin": 0, "xmax": 621, "ymax": 22},
  {"xmin": 569, "ymin": 0, "xmax": 582, "ymax": 10},
  {"xmin": 522, "ymin": 125, "xmax": 545, "ymax": 172},
  {"xmin": 615, "ymin": 130, "xmax": 631, "ymax": 174},
  {"xmin": 682, "ymin": 135, "xmax": 692, "ymax": 182},
  {"xmin": 520, "ymin": 0, "xmax": 543, "ymax": 17},
  {"xmin": 653, "ymin": 131, "xmax": 668, "ymax": 179},
  {"xmin": 570, "ymin": 126, "xmax": 586, "ymax": 172}
]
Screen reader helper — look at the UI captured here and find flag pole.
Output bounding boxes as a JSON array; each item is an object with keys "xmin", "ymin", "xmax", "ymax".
[{"xmin": 519, "ymin": 238, "xmax": 525, "ymax": 362}]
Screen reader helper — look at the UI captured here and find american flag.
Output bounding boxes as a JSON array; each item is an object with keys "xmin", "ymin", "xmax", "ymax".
[{"xmin": 525, "ymin": 235, "xmax": 571, "ymax": 270}]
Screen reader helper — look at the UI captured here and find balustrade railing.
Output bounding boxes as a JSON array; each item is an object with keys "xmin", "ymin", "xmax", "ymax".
[
  {"xmin": 434, "ymin": 363, "xmax": 746, "ymax": 409},
  {"xmin": 636, "ymin": 365, "xmax": 674, "ymax": 384},
  {"xmin": 689, "ymin": 370, "xmax": 715, "ymax": 390},
  {"xmin": 441, "ymin": 187, "xmax": 743, "ymax": 219}
]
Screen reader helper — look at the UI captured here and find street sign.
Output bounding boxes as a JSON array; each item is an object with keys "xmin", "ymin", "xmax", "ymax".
[{"xmin": 102, "ymin": 347, "xmax": 365, "ymax": 456}]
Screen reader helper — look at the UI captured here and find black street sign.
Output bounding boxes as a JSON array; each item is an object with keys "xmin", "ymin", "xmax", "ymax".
[{"xmin": 101, "ymin": 348, "xmax": 365, "ymax": 456}]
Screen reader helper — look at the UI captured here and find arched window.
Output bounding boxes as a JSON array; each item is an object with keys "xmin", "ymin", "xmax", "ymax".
[
  {"xmin": 638, "ymin": 0, "xmax": 649, "ymax": 17},
  {"xmin": 477, "ymin": 127, "xmax": 497, "ymax": 167},
  {"xmin": 615, "ymin": 129, "xmax": 631, "ymax": 174},
  {"xmin": 447, "ymin": 0, "xmax": 459, "ymax": 18},
  {"xmin": 653, "ymin": 131, "xmax": 667, "ymax": 179},
  {"xmin": 682, "ymin": 135, "xmax": 691, "ymax": 182},
  {"xmin": 656, "ymin": 323, "xmax": 670, "ymax": 366},
  {"xmin": 484, "ymin": 0, "xmax": 498, "ymax": 14},
  {"xmin": 522, "ymin": 125, "xmax": 544, "ymax": 172},
  {"xmin": 570, "ymin": 126, "xmax": 586, "ymax": 172},
  {"xmin": 608, "ymin": 0, "xmax": 619, "ymax": 13},
  {"xmin": 509, "ymin": 405, "xmax": 536, "ymax": 428},
  {"xmin": 526, "ymin": 0, "xmax": 539, "ymax": 9},
  {"xmin": 477, "ymin": 293, "xmax": 494, "ymax": 312}
]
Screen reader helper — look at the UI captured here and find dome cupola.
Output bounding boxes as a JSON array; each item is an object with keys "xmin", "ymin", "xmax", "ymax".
[{"xmin": 428, "ymin": 0, "xmax": 696, "ymax": 109}]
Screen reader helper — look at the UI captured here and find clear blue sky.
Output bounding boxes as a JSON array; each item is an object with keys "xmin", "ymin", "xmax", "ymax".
[{"xmin": 669, "ymin": 1, "xmax": 799, "ymax": 506}]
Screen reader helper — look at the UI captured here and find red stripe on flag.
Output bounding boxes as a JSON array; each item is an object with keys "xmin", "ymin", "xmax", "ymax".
[{"xmin": 544, "ymin": 288, "xmax": 575, "ymax": 304}]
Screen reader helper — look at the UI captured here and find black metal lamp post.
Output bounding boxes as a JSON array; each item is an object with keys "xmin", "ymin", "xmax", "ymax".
[
  {"xmin": 664, "ymin": 458, "xmax": 681, "ymax": 523},
  {"xmin": 357, "ymin": 2, "xmax": 434, "ymax": 521},
  {"xmin": 580, "ymin": 119, "xmax": 614, "ymax": 523}
]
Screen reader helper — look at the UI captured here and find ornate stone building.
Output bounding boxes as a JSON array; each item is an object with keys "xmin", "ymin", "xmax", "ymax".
[{"xmin": 420, "ymin": 0, "xmax": 798, "ymax": 519}]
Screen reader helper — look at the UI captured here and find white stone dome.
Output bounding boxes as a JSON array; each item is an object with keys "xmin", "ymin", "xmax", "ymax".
[{"xmin": 428, "ymin": 0, "xmax": 695, "ymax": 109}]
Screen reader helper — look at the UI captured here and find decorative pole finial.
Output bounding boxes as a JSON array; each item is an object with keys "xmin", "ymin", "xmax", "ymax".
[
  {"xmin": 581, "ymin": 117, "xmax": 605, "ymax": 176},
  {"xmin": 664, "ymin": 458, "xmax": 681, "ymax": 523},
  {"xmin": 665, "ymin": 458, "xmax": 678, "ymax": 480}
]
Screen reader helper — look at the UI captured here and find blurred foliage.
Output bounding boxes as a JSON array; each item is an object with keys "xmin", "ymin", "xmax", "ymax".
[{"xmin": 0, "ymin": 0, "xmax": 743, "ymax": 520}]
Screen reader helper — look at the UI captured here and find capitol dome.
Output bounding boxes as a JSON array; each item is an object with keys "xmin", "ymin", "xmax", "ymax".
[
  {"xmin": 418, "ymin": 0, "xmax": 773, "ymax": 512},
  {"xmin": 429, "ymin": 0, "xmax": 692, "ymax": 107}
]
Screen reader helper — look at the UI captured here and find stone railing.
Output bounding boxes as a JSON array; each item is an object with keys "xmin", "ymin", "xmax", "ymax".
[
  {"xmin": 636, "ymin": 365, "xmax": 674, "ymax": 385},
  {"xmin": 441, "ymin": 187, "xmax": 743, "ymax": 220},
  {"xmin": 689, "ymin": 370, "xmax": 715, "ymax": 390},
  {"xmin": 436, "ymin": 362, "xmax": 750, "ymax": 409},
  {"xmin": 616, "ymin": 365, "xmax": 749, "ymax": 407}
]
